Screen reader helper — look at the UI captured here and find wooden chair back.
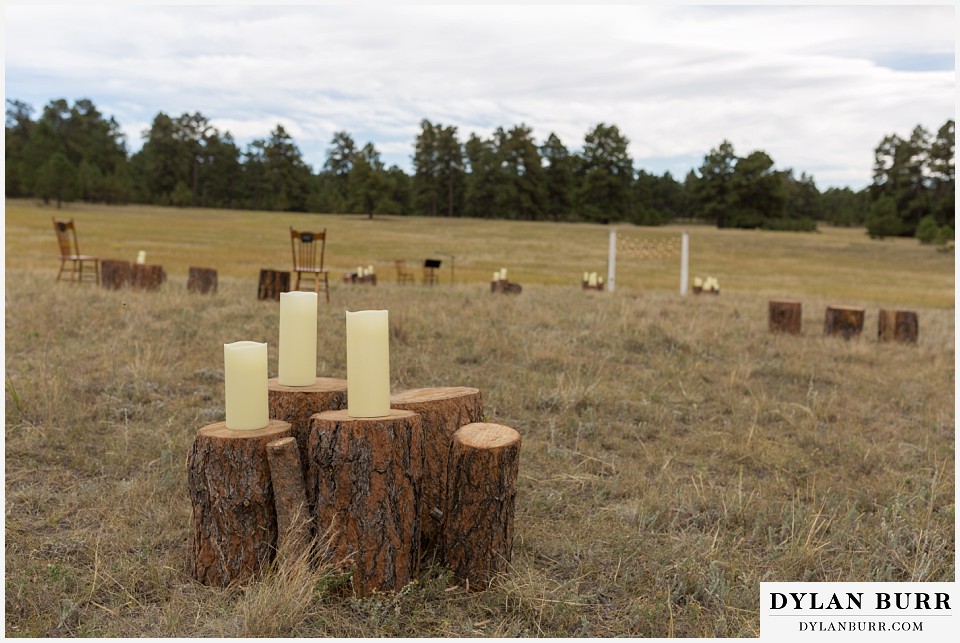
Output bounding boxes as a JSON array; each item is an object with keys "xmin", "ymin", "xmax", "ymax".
[
  {"xmin": 53, "ymin": 218, "xmax": 80, "ymax": 258},
  {"xmin": 395, "ymin": 259, "xmax": 414, "ymax": 284},
  {"xmin": 290, "ymin": 227, "xmax": 327, "ymax": 272}
]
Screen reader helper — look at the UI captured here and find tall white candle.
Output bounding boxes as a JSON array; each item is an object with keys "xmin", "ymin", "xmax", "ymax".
[
  {"xmin": 583, "ymin": 272, "xmax": 589, "ymax": 283},
  {"xmin": 346, "ymin": 310, "xmax": 390, "ymax": 418},
  {"xmin": 500, "ymin": 268, "xmax": 507, "ymax": 280},
  {"xmin": 136, "ymin": 250, "xmax": 146, "ymax": 265},
  {"xmin": 278, "ymin": 291, "xmax": 317, "ymax": 386},
  {"xmin": 493, "ymin": 272, "xmax": 499, "ymax": 282},
  {"xmin": 224, "ymin": 341, "xmax": 269, "ymax": 430},
  {"xmin": 367, "ymin": 264, "xmax": 374, "ymax": 274}
]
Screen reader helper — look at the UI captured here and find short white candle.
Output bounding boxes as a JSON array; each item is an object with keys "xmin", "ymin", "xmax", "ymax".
[
  {"xmin": 346, "ymin": 310, "xmax": 390, "ymax": 418},
  {"xmin": 224, "ymin": 341, "xmax": 269, "ymax": 430},
  {"xmin": 278, "ymin": 291, "xmax": 317, "ymax": 386},
  {"xmin": 367, "ymin": 264, "xmax": 374, "ymax": 274},
  {"xmin": 583, "ymin": 272, "xmax": 589, "ymax": 283},
  {"xmin": 588, "ymin": 272, "xmax": 598, "ymax": 287},
  {"xmin": 493, "ymin": 272, "xmax": 499, "ymax": 282},
  {"xmin": 136, "ymin": 250, "xmax": 146, "ymax": 265},
  {"xmin": 500, "ymin": 268, "xmax": 507, "ymax": 280}
]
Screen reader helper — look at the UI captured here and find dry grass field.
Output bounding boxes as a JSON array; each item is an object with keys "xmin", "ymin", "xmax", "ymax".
[{"xmin": 4, "ymin": 199, "xmax": 955, "ymax": 637}]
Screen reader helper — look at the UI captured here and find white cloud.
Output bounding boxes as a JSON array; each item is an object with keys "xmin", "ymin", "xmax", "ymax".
[{"xmin": 4, "ymin": 4, "xmax": 955, "ymax": 189}]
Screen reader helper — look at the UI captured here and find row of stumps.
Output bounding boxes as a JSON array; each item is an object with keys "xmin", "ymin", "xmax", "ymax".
[
  {"xmin": 186, "ymin": 380, "xmax": 521, "ymax": 596},
  {"xmin": 769, "ymin": 300, "xmax": 919, "ymax": 343}
]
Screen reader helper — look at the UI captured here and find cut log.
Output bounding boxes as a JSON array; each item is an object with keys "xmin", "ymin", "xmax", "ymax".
[
  {"xmin": 443, "ymin": 422, "xmax": 521, "ymax": 591},
  {"xmin": 878, "ymin": 309, "xmax": 918, "ymax": 344},
  {"xmin": 186, "ymin": 419, "xmax": 292, "ymax": 587},
  {"xmin": 266, "ymin": 436, "xmax": 312, "ymax": 560},
  {"xmin": 188, "ymin": 266, "xmax": 218, "ymax": 294},
  {"xmin": 768, "ymin": 300, "xmax": 802, "ymax": 335},
  {"xmin": 100, "ymin": 259, "xmax": 131, "ymax": 290},
  {"xmin": 824, "ymin": 305, "xmax": 865, "ymax": 339},
  {"xmin": 267, "ymin": 377, "xmax": 348, "ymax": 481},
  {"xmin": 258, "ymin": 269, "xmax": 290, "ymax": 301},
  {"xmin": 306, "ymin": 409, "xmax": 423, "ymax": 596},
  {"xmin": 390, "ymin": 387, "xmax": 484, "ymax": 557},
  {"xmin": 130, "ymin": 264, "xmax": 166, "ymax": 291}
]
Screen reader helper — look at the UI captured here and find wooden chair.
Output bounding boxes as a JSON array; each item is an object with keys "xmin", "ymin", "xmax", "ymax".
[
  {"xmin": 290, "ymin": 227, "xmax": 330, "ymax": 302},
  {"xmin": 52, "ymin": 218, "xmax": 99, "ymax": 284},
  {"xmin": 423, "ymin": 258, "xmax": 441, "ymax": 286},
  {"xmin": 395, "ymin": 260, "xmax": 414, "ymax": 285}
]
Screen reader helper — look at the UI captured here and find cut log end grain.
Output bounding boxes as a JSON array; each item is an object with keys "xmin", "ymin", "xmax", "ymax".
[
  {"xmin": 443, "ymin": 422, "xmax": 521, "ymax": 591},
  {"xmin": 187, "ymin": 419, "xmax": 292, "ymax": 587}
]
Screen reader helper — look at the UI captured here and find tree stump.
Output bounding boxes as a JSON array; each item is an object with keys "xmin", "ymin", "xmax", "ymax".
[
  {"xmin": 878, "ymin": 309, "xmax": 918, "ymax": 344},
  {"xmin": 390, "ymin": 387, "xmax": 484, "ymax": 556},
  {"xmin": 491, "ymin": 280, "xmax": 522, "ymax": 294},
  {"xmin": 768, "ymin": 300, "xmax": 802, "ymax": 335},
  {"xmin": 824, "ymin": 305, "xmax": 865, "ymax": 339},
  {"xmin": 267, "ymin": 377, "xmax": 348, "ymax": 480},
  {"xmin": 100, "ymin": 259, "xmax": 131, "ymax": 290},
  {"xmin": 266, "ymin": 436, "xmax": 312, "ymax": 560},
  {"xmin": 130, "ymin": 264, "xmax": 166, "ymax": 291},
  {"xmin": 443, "ymin": 422, "xmax": 521, "ymax": 591},
  {"xmin": 258, "ymin": 269, "xmax": 290, "ymax": 301},
  {"xmin": 307, "ymin": 409, "xmax": 423, "ymax": 596},
  {"xmin": 186, "ymin": 419, "xmax": 292, "ymax": 587},
  {"xmin": 188, "ymin": 266, "xmax": 218, "ymax": 294}
]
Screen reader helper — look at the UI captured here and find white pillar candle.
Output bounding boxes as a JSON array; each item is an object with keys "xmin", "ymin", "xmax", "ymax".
[
  {"xmin": 278, "ymin": 291, "xmax": 317, "ymax": 386},
  {"xmin": 223, "ymin": 341, "xmax": 269, "ymax": 430},
  {"xmin": 367, "ymin": 264, "xmax": 374, "ymax": 274},
  {"xmin": 136, "ymin": 250, "xmax": 146, "ymax": 265},
  {"xmin": 493, "ymin": 272, "xmax": 499, "ymax": 282},
  {"xmin": 500, "ymin": 268, "xmax": 507, "ymax": 280},
  {"xmin": 346, "ymin": 310, "xmax": 390, "ymax": 418},
  {"xmin": 588, "ymin": 272, "xmax": 598, "ymax": 287},
  {"xmin": 583, "ymin": 272, "xmax": 589, "ymax": 283}
]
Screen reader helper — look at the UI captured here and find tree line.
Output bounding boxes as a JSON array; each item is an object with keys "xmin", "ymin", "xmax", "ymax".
[{"xmin": 5, "ymin": 97, "xmax": 954, "ymax": 241}]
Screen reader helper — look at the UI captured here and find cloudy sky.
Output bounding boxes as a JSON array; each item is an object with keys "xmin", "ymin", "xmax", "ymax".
[{"xmin": 4, "ymin": 4, "xmax": 955, "ymax": 190}]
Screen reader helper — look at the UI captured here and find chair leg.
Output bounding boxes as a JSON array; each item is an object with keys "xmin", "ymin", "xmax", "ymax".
[{"xmin": 57, "ymin": 259, "xmax": 65, "ymax": 282}]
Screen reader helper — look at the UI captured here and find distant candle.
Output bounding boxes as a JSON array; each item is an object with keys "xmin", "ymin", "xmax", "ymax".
[
  {"xmin": 588, "ymin": 272, "xmax": 598, "ymax": 287},
  {"xmin": 493, "ymin": 272, "xmax": 499, "ymax": 282},
  {"xmin": 583, "ymin": 272, "xmax": 589, "ymax": 283},
  {"xmin": 278, "ymin": 291, "xmax": 317, "ymax": 386},
  {"xmin": 136, "ymin": 250, "xmax": 146, "ymax": 265},
  {"xmin": 500, "ymin": 268, "xmax": 507, "ymax": 280},
  {"xmin": 345, "ymin": 310, "xmax": 390, "ymax": 417},
  {"xmin": 223, "ymin": 341, "xmax": 269, "ymax": 430},
  {"xmin": 367, "ymin": 264, "xmax": 374, "ymax": 274}
]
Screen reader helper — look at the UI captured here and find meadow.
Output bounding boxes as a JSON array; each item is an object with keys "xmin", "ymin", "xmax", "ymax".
[{"xmin": 4, "ymin": 199, "xmax": 955, "ymax": 637}]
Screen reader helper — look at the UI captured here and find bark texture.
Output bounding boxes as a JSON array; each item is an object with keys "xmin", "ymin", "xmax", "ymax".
[
  {"xmin": 306, "ymin": 409, "xmax": 423, "ymax": 596},
  {"xmin": 768, "ymin": 300, "xmax": 802, "ymax": 335},
  {"xmin": 266, "ymin": 436, "xmax": 312, "ymax": 559},
  {"xmin": 267, "ymin": 377, "xmax": 348, "ymax": 473},
  {"xmin": 257, "ymin": 269, "xmax": 290, "ymax": 301},
  {"xmin": 878, "ymin": 309, "xmax": 918, "ymax": 344},
  {"xmin": 188, "ymin": 266, "xmax": 218, "ymax": 294},
  {"xmin": 130, "ymin": 264, "xmax": 166, "ymax": 291},
  {"xmin": 491, "ymin": 280, "xmax": 522, "ymax": 294},
  {"xmin": 100, "ymin": 259, "xmax": 130, "ymax": 290},
  {"xmin": 824, "ymin": 305, "xmax": 865, "ymax": 339},
  {"xmin": 390, "ymin": 386, "xmax": 483, "ymax": 555},
  {"xmin": 443, "ymin": 422, "xmax": 521, "ymax": 591},
  {"xmin": 186, "ymin": 420, "xmax": 292, "ymax": 587}
]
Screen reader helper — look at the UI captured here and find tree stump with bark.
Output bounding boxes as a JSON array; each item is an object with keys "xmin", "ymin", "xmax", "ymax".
[
  {"xmin": 266, "ymin": 436, "xmax": 312, "ymax": 560},
  {"xmin": 390, "ymin": 386, "xmax": 484, "ymax": 557},
  {"xmin": 878, "ymin": 309, "xmax": 918, "ymax": 344},
  {"xmin": 824, "ymin": 305, "xmax": 865, "ymax": 339},
  {"xmin": 306, "ymin": 409, "xmax": 423, "ymax": 596},
  {"xmin": 491, "ymin": 280, "xmax": 522, "ymax": 294},
  {"xmin": 188, "ymin": 266, "xmax": 218, "ymax": 294},
  {"xmin": 267, "ymin": 377, "xmax": 348, "ymax": 482},
  {"xmin": 100, "ymin": 259, "xmax": 131, "ymax": 290},
  {"xmin": 130, "ymin": 264, "xmax": 166, "ymax": 291},
  {"xmin": 443, "ymin": 422, "xmax": 521, "ymax": 591},
  {"xmin": 186, "ymin": 419, "xmax": 292, "ymax": 587},
  {"xmin": 258, "ymin": 269, "xmax": 290, "ymax": 301},
  {"xmin": 768, "ymin": 300, "xmax": 802, "ymax": 335}
]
